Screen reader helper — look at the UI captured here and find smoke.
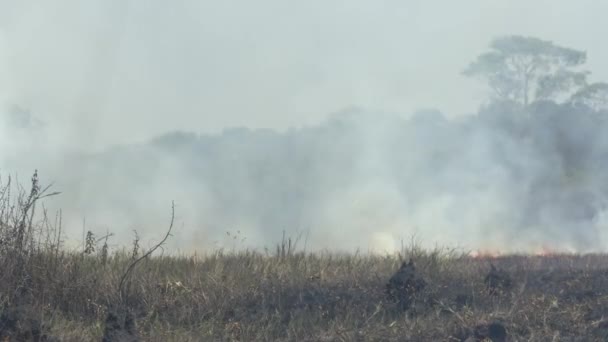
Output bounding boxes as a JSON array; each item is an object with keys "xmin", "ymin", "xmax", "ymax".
[
  {"xmin": 4, "ymin": 1, "xmax": 608, "ymax": 254},
  {"xmin": 4, "ymin": 102, "xmax": 608, "ymax": 254}
]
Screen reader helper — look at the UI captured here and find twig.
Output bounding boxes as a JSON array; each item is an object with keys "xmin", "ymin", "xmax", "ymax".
[
  {"xmin": 436, "ymin": 300, "xmax": 467, "ymax": 326},
  {"xmin": 118, "ymin": 201, "xmax": 175, "ymax": 298},
  {"xmin": 96, "ymin": 232, "xmax": 115, "ymax": 243}
]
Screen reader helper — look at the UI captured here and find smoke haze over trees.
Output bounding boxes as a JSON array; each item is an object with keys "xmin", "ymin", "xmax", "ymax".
[
  {"xmin": 464, "ymin": 35, "xmax": 608, "ymax": 109},
  {"xmin": 3, "ymin": 35, "xmax": 608, "ymax": 253}
]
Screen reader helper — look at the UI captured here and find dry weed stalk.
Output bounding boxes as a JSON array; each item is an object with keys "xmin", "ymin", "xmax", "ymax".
[{"xmin": 118, "ymin": 201, "xmax": 175, "ymax": 299}]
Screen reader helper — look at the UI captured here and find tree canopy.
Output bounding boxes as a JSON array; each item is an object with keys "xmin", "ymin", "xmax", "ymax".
[{"xmin": 464, "ymin": 35, "xmax": 591, "ymax": 106}]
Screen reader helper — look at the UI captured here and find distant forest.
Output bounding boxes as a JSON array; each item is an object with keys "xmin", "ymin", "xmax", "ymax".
[{"xmin": 4, "ymin": 35, "xmax": 608, "ymax": 252}]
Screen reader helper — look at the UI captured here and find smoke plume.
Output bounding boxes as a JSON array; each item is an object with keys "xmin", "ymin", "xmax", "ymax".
[{"xmin": 4, "ymin": 101, "xmax": 608, "ymax": 254}]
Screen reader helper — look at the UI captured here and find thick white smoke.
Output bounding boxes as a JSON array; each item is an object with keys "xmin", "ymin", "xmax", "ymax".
[{"xmin": 3, "ymin": 102, "xmax": 608, "ymax": 254}]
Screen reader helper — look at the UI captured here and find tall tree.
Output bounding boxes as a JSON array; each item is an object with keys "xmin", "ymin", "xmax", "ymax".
[
  {"xmin": 463, "ymin": 35, "xmax": 588, "ymax": 106},
  {"xmin": 569, "ymin": 82, "xmax": 608, "ymax": 111}
]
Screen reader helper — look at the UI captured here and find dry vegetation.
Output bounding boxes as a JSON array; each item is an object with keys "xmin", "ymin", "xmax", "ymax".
[{"xmin": 2, "ymin": 174, "xmax": 608, "ymax": 341}]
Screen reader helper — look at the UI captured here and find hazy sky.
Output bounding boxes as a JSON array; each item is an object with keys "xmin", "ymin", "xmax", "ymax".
[{"xmin": 1, "ymin": 0, "xmax": 608, "ymax": 149}]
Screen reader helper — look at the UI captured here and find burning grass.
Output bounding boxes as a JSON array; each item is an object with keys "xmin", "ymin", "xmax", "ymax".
[{"xmin": 2, "ymin": 174, "xmax": 608, "ymax": 341}]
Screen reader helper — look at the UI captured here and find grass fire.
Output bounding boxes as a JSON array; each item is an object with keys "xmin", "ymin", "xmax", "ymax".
[
  {"xmin": 2, "ymin": 173, "xmax": 608, "ymax": 341},
  {"xmin": 2, "ymin": 3, "xmax": 608, "ymax": 340}
]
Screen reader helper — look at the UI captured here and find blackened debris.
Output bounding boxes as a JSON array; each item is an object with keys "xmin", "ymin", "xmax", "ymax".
[
  {"xmin": 386, "ymin": 260, "xmax": 427, "ymax": 310},
  {"xmin": 485, "ymin": 264, "xmax": 512, "ymax": 295}
]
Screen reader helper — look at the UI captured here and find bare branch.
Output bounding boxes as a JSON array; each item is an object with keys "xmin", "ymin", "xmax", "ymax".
[{"xmin": 118, "ymin": 201, "xmax": 175, "ymax": 298}]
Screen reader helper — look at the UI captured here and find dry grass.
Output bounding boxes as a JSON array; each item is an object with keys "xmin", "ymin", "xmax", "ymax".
[
  {"xmin": 2, "ymin": 174, "xmax": 608, "ymax": 341},
  {"xmin": 4, "ymin": 249, "xmax": 608, "ymax": 341}
]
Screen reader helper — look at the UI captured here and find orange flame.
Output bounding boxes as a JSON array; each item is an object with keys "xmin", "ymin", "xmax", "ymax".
[
  {"xmin": 533, "ymin": 245, "xmax": 572, "ymax": 256},
  {"xmin": 469, "ymin": 249, "xmax": 502, "ymax": 259},
  {"xmin": 470, "ymin": 245, "xmax": 572, "ymax": 258}
]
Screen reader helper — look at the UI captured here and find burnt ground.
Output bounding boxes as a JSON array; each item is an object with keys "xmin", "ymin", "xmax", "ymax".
[{"xmin": 2, "ymin": 252, "xmax": 608, "ymax": 341}]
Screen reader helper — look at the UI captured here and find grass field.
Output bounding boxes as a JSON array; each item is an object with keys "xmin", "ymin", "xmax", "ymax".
[
  {"xmin": 2, "ymin": 175, "xmax": 608, "ymax": 341},
  {"xmin": 2, "ymin": 245, "xmax": 608, "ymax": 341}
]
